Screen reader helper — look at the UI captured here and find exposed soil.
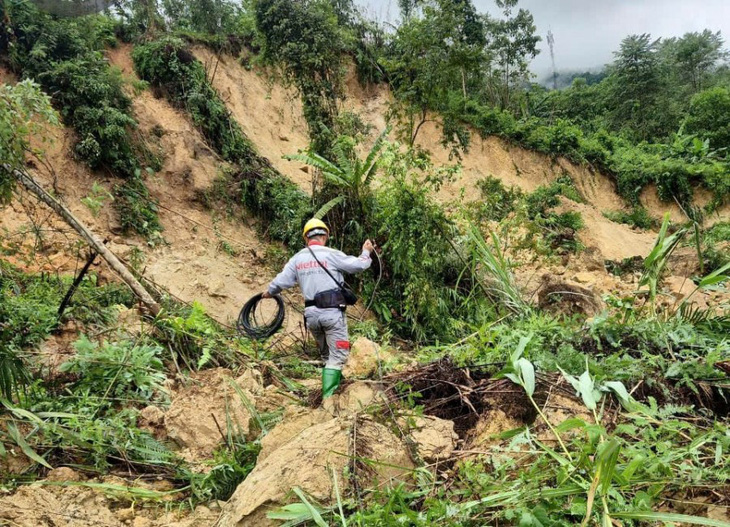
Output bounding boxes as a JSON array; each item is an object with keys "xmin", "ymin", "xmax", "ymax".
[
  {"xmin": 0, "ymin": 480, "xmax": 219, "ymax": 527},
  {"xmin": 191, "ymin": 46, "xmax": 313, "ymax": 191}
]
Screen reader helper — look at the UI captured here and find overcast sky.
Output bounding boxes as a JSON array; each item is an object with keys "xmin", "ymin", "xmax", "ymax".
[{"xmin": 359, "ymin": 0, "xmax": 730, "ymax": 78}]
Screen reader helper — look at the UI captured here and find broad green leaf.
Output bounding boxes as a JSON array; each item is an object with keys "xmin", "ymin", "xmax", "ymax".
[
  {"xmin": 603, "ymin": 381, "xmax": 631, "ymax": 405},
  {"xmin": 517, "ymin": 358, "xmax": 535, "ymax": 397},
  {"xmin": 292, "ymin": 487, "xmax": 328, "ymax": 527},
  {"xmin": 699, "ymin": 262, "xmax": 730, "ymax": 288},
  {"xmin": 596, "ymin": 438, "xmax": 620, "ymax": 494},
  {"xmin": 6, "ymin": 422, "xmax": 52, "ymax": 469},
  {"xmin": 578, "ymin": 370, "xmax": 598, "ymax": 410},
  {"xmin": 555, "ymin": 417, "xmax": 588, "ymax": 433}
]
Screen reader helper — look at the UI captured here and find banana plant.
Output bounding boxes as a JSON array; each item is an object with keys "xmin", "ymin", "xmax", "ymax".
[
  {"xmin": 638, "ymin": 214, "xmax": 687, "ymax": 314},
  {"xmin": 286, "ymin": 127, "xmax": 390, "ymax": 201}
]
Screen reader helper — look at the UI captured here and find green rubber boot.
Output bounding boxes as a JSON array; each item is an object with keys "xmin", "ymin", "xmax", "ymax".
[{"xmin": 322, "ymin": 368, "xmax": 342, "ymax": 399}]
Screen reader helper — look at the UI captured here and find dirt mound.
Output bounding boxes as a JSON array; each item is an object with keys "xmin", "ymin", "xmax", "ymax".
[
  {"xmin": 218, "ymin": 415, "xmax": 413, "ymax": 526},
  {"xmin": 537, "ymin": 273, "xmax": 605, "ymax": 317},
  {"xmin": 342, "ymin": 337, "xmax": 392, "ymax": 378},
  {"xmin": 0, "ymin": 482, "xmax": 217, "ymax": 527},
  {"xmin": 402, "ymin": 415, "xmax": 458, "ymax": 463},
  {"xmin": 164, "ymin": 367, "xmax": 263, "ymax": 460}
]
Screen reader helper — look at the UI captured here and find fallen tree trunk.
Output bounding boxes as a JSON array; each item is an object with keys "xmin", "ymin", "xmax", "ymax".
[{"xmin": 7, "ymin": 166, "xmax": 161, "ymax": 315}]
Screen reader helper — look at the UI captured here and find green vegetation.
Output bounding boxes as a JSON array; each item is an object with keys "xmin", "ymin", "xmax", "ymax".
[
  {"xmin": 0, "ymin": 80, "xmax": 58, "ymax": 201},
  {"xmin": 604, "ymin": 207, "xmax": 656, "ymax": 230},
  {"xmin": 2, "ymin": 1, "xmax": 160, "ymax": 236}
]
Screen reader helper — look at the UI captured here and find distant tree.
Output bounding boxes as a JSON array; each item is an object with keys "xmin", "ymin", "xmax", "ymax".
[
  {"xmin": 608, "ymin": 33, "xmax": 664, "ymax": 139},
  {"xmin": 384, "ymin": 0, "xmax": 486, "ymax": 145},
  {"xmin": 483, "ymin": 0, "xmax": 541, "ymax": 111},
  {"xmin": 663, "ymin": 30, "xmax": 728, "ymax": 93},
  {"xmin": 685, "ymin": 86, "xmax": 730, "ymax": 150}
]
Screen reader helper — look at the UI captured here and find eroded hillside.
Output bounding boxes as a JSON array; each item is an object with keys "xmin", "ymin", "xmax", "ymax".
[{"xmin": 1, "ymin": 32, "xmax": 729, "ymax": 527}]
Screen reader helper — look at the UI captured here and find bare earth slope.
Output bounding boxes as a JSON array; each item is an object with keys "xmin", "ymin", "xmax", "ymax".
[
  {"xmin": 0, "ymin": 53, "xmax": 288, "ymax": 328},
  {"xmin": 196, "ymin": 52, "xmax": 708, "ymax": 260}
]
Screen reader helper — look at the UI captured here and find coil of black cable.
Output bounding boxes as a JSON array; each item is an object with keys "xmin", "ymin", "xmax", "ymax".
[{"xmin": 237, "ymin": 293, "xmax": 285, "ymax": 339}]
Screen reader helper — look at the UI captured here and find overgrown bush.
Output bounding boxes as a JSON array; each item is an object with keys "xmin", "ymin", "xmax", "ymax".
[
  {"xmin": 473, "ymin": 176, "xmax": 522, "ymax": 222},
  {"xmin": 60, "ymin": 336, "xmax": 167, "ymax": 403},
  {"xmin": 459, "ymin": 98, "xmax": 730, "ymax": 208},
  {"xmin": 4, "ymin": 0, "xmax": 160, "ymax": 235}
]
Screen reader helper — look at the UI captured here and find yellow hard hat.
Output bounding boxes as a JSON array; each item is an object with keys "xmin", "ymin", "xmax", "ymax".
[{"xmin": 302, "ymin": 218, "xmax": 330, "ymax": 239}]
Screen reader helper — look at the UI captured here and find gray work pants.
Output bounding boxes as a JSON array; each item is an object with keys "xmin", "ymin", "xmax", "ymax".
[{"xmin": 304, "ymin": 307, "xmax": 349, "ymax": 370}]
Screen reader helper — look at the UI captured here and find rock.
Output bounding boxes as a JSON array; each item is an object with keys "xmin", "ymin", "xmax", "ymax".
[
  {"xmin": 258, "ymin": 407, "xmax": 330, "ymax": 462},
  {"xmin": 46, "ymin": 467, "xmax": 83, "ymax": 483},
  {"xmin": 207, "ymin": 279, "xmax": 229, "ymax": 298},
  {"xmin": 342, "ymin": 338, "xmax": 390, "ymax": 378},
  {"xmin": 538, "ymin": 275, "xmax": 604, "ymax": 317},
  {"xmin": 164, "ymin": 368, "xmax": 261, "ymax": 459},
  {"xmin": 339, "ymin": 382, "xmax": 385, "ymax": 413},
  {"xmin": 116, "ymin": 507, "xmax": 135, "ymax": 522},
  {"xmin": 218, "ymin": 416, "xmax": 413, "ymax": 527},
  {"xmin": 580, "ymin": 247, "xmax": 606, "ymax": 272},
  {"xmin": 405, "ymin": 415, "xmax": 458, "ymax": 462}
]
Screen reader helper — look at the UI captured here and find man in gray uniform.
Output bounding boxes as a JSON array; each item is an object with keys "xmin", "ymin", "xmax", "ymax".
[{"xmin": 263, "ymin": 218, "xmax": 374, "ymax": 398}]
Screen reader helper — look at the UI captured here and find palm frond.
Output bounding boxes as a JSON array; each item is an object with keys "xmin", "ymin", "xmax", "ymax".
[
  {"xmin": 284, "ymin": 152, "xmax": 343, "ymax": 179},
  {"xmin": 313, "ymin": 196, "xmax": 346, "ymax": 220},
  {"xmin": 0, "ymin": 347, "xmax": 30, "ymax": 400},
  {"xmin": 361, "ymin": 127, "xmax": 390, "ymax": 186}
]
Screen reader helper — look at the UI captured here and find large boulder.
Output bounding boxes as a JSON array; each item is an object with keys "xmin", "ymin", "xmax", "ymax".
[
  {"xmin": 405, "ymin": 415, "xmax": 458, "ymax": 463},
  {"xmin": 218, "ymin": 415, "xmax": 413, "ymax": 526},
  {"xmin": 164, "ymin": 368, "xmax": 262, "ymax": 460},
  {"xmin": 342, "ymin": 337, "xmax": 391, "ymax": 378}
]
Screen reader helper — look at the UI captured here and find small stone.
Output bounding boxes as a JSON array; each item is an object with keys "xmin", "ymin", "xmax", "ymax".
[
  {"xmin": 46, "ymin": 467, "xmax": 83, "ymax": 482},
  {"xmin": 115, "ymin": 508, "xmax": 135, "ymax": 522}
]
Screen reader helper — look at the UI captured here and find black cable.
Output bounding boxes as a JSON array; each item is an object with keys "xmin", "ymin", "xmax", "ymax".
[{"xmin": 237, "ymin": 293, "xmax": 285, "ymax": 339}]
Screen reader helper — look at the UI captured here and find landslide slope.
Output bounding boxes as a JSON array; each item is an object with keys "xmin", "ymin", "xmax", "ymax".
[{"xmin": 191, "ymin": 47, "xmax": 730, "ymax": 262}]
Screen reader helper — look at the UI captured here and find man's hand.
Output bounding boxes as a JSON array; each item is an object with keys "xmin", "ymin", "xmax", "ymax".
[
  {"xmin": 362, "ymin": 239, "xmax": 374, "ymax": 254},
  {"xmin": 262, "ymin": 291, "xmax": 272, "ymax": 299}
]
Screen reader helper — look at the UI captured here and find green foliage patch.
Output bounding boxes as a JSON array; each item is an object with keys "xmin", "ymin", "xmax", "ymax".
[{"xmin": 3, "ymin": 0, "xmax": 160, "ymax": 236}]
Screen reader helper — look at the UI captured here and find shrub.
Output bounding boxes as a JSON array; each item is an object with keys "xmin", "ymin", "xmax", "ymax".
[
  {"xmin": 5, "ymin": 2, "xmax": 160, "ymax": 235},
  {"xmin": 60, "ymin": 336, "xmax": 167, "ymax": 403},
  {"xmin": 604, "ymin": 207, "xmax": 655, "ymax": 229},
  {"xmin": 370, "ymin": 172, "xmax": 486, "ymax": 341},
  {"xmin": 474, "ymin": 176, "xmax": 522, "ymax": 222}
]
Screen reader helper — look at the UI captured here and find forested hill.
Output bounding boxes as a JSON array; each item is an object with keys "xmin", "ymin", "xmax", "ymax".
[{"xmin": 1, "ymin": 0, "xmax": 729, "ymax": 526}]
